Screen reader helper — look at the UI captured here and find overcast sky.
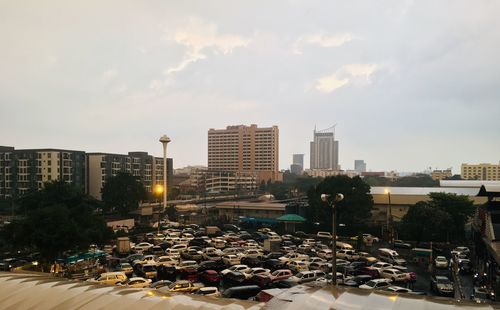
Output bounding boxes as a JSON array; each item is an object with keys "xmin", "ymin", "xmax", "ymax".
[{"xmin": 1, "ymin": 1, "xmax": 500, "ymax": 173}]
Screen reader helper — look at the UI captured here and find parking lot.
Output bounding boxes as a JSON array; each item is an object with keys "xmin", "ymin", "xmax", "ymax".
[{"xmin": 49, "ymin": 224, "xmax": 493, "ymax": 302}]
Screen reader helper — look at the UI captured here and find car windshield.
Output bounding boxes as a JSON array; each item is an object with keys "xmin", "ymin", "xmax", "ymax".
[
  {"xmin": 296, "ymin": 272, "xmax": 304, "ymax": 278},
  {"xmin": 437, "ymin": 277, "xmax": 451, "ymax": 284},
  {"xmin": 365, "ymin": 281, "xmax": 377, "ymax": 287}
]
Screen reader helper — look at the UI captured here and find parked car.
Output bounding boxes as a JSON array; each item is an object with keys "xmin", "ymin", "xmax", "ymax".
[
  {"xmin": 336, "ymin": 249, "xmax": 360, "ymax": 261},
  {"xmin": 357, "ymin": 252, "xmax": 378, "ymax": 265},
  {"xmin": 195, "ymin": 287, "xmax": 220, "ymax": 297},
  {"xmin": 344, "ymin": 275, "xmax": 373, "ymax": 287},
  {"xmin": 434, "ymin": 256, "xmax": 449, "ymax": 269},
  {"xmin": 241, "ymin": 256, "xmax": 262, "ymax": 268},
  {"xmin": 380, "ymin": 268, "xmax": 407, "ymax": 282},
  {"xmin": 269, "ymin": 269, "xmax": 293, "ymax": 281},
  {"xmin": 198, "ymin": 270, "xmax": 221, "ymax": 285},
  {"xmin": 222, "ymin": 271, "xmax": 247, "ymax": 287},
  {"xmin": 287, "ymin": 260, "xmax": 309, "ymax": 273},
  {"xmin": 430, "ymin": 275, "xmax": 454, "ymax": 296},
  {"xmin": 168, "ymin": 280, "xmax": 200, "ymax": 293},
  {"xmin": 222, "ymin": 285, "xmax": 262, "ymax": 300},
  {"xmin": 262, "ymin": 259, "xmax": 286, "ymax": 271},
  {"xmin": 359, "ymin": 278, "xmax": 392, "ymax": 290},
  {"xmin": 116, "ymin": 263, "xmax": 133, "ymax": 277},
  {"xmin": 198, "ymin": 260, "xmax": 226, "ymax": 272},
  {"xmin": 176, "ymin": 260, "xmax": 199, "ymax": 271},
  {"xmin": 88, "ymin": 272, "xmax": 127, "ymax": 285},
  {"xmin": 393, "ymin": 240, "xmax": 412, "ymax": 249},
  {"xmin": 125, "ymin": 277, "xmax": 152, "ymax": 288},
  {"xmin": 137, "ymin": 264, "xmax": 158, "ymax": 280},
  {"xmin": 157, "ymin": 256, "xmax": 178, "ymax": 267},
  {"xmin": 222, "ymin": 254, "xmax": 241, "ymax": 266},
  {"xmin": 356, "ymin": 267, "xmax": 380, "ymax": 278},
  {"xmin": 385, "ymin": 286, "xmax": 413, "ymax": 294},
  {"xmin": 221, "ymin": 264, "xmax": 251, "ymax": 275},
  {"xmin": 149, "ymin": 280, "xmax": 173, "ymax": 289},
  {"xmin": 451, "ymin": 247, "xmax": 470, "ymax": 257},
  {"xmin": 289, "ymin": 270, "xmax": 326, "ymax": 284},
  {"xmin": 317, "ymin": 231, "xmax": 333, "ymax": 239},
  {"xmin": 243, "ymin": 267, "xmax": 271, "ymax": 279}
]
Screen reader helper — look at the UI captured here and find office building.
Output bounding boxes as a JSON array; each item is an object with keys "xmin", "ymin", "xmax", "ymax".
[
  {"xmin": 0, "ymin": 146, "xmax": 86, "ymax": 199},
  {"xmin": 208, "ymin": 124, "xmax": 281, "ymax": 182},
  {"xmin": 290, "ymin": 154, "xmax": 304, "ymax": 175},
  {"xmin": 86, "ymin": 152, "xmax": 173, "ymax": 200},
  {"xmin": 431, "ymin": 169, "xmax": 452, "ymax": 181},
  {"xmin": 461, "ymin": 163, "xmax": 500, "ymax": 181},
  {"xmin": 310, "ymin": 126, "xmax": 339, "ymax": 170},
  {"xmin": 354, "ymin": 160, "xmax": 367, "ymax": 173}
]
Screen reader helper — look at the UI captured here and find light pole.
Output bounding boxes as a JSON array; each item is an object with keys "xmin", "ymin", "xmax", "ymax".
[
  {"xmin": 159, "ymin": 135, "xmax": 171, "ymax": 213},
  {"xmin": 385, "ymin": 189, "xmax": 393, "ymax": 247},
  {"xmin": 321, "ymin": 192, "xmax": 344, "ymax": 285},
  {"xmin": 154, "ymin": 184, "xmax": 164, "ymax": 234}
]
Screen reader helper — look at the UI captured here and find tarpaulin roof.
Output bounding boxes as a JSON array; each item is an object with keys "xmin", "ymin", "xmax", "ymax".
[{"xmin": 276, "ymin": 214, "xmax": 306, "ymax": 222}]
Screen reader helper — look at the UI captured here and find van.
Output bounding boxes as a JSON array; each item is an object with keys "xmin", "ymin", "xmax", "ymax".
[
  {"xmin": 90, "ymin": 272, "xmax": 127, "ymax": 285},
  {"xmin": 222, "ymin": 285, "xmax": 262, "ymax": 300},
  {"xmin": 378, "ymin": 248, "xmax": 406, "ymax": 266}
]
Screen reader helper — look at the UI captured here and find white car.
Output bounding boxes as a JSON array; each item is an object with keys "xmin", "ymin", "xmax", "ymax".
[
  {"xmin": 243, "ymin": 249, "xmax": 264, "ymax": 259},
  {"xmin": 126, "ymin": 277, "xmax": 152, "ymax": 288},
  {"xmin": 222, "ymin": 254, "xmax": 241, "ymax": 266},
  {"xmin": 303, "ymin": 239, "xmax": 317, "ymax": 246},
  {"xmin": 221, "ymin": 264, "xmax": 250, "ymax": 275},
  {"xmin": 435, "ymin": 256, "xmax": 449, "ymax": 268},
  {"xmin": 359, "ymin": 278, "xmax": 392, "ymax": 290},
  {"xmin": 317, "ymin": 249, "xmax": 333, "ymax": 260},
  {"xmin": 307, "ymin": 257, "xmax": 326, "ymax": 265},
  {"xmin": 336, "ymin": 250, "xmax": 360, "ymax": 261},
  {"xmin": 279, "ymin": 253, "xmax": 309, "ymax": 263},
  {"xmin": 289, "ymin": 271, "xmax": 326, "ymax": 284},
  {"xmin": 156, "ymin": 256, "xmax": 178, "ymax": 267},
  {"xmin": 171, "ymin": 244, "xmax": 188, "ymax": 251},
  {"xmin": 371, "ymin": 262, "xmax": 393, "ymax": 272},
  {"xmin": 317, "ymin": 232, "xmax": 333, "ymax": 239},
  {"xmin": 133, "ymin": 242, "xmax": 153, "ymax": 253},
  {"xmin": 380, "ymin": 268, "xmax": 407, "ymax": 282},
  {"xmin": 176, "ymin": 260, "xmax": 198, "ymax": 271},
  {"xmin": 287, "ymin": 260, "xmax": 309, "ymax": 273},
  {"xmin": 243, "ymin": 267, "xmax": 271, "ymax": 279}
]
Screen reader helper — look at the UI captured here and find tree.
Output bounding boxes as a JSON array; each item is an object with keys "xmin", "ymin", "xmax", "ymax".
[
  {"xmin": 399, "ymin": 192, "xmax": 474, "ymax": 242},
  {"xmin": 2, "ymin": 181, "xmax": 112, "ymax": 262},
  {"xmin": 306, "ymin": 176, "xmax": 373, "ymax": 234},
  {"xmin": 101, "ymin": 172, "xmax": 147, "ymax": 215},
  {"xmin": 166, "ymin": 204, "xmax": 178, "ymax": 221}
]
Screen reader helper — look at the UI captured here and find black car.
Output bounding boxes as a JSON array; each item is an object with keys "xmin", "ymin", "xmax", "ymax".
[
  {"xmin": 344, "ymin": 275, "xmax": 373, "ymax": 287},
  {"xmin": 222, "ymin": 271, "xmax": 248, "ymax": 287},
  {"xmin": 189, "ymin": 238, "xmax": 209, "ymax": 248},
  {"xmin": 126, "ymin": 254, "xmax": 144, "ymax": 265},
  {"xmin": 269, "ymin": 279, "xmax": 298, "ymax": 289},
  {"xmin": 251, "ymin": 232, "xmax": 268, "ymax": 242},
  {"xmin": 149, "ymin": 280, "xmax": 173, "ymax": 289},
  {"xmin": 239, "ymin": 234, "xmax": 253, "ymax": 240},
  {"xmin": 223, "ymin": 224, "xmax": 241, "ymax": 232},
  {"xmin": 198, "ymin": 260, "xmax": 226, "ymax": 272},
  {"xmin": 262, "ymin": 259, "xmax": 286, "ymax": 271},
  {"xmin": 222, "ymin": 285, "xmax": 262, "ymax": 300},
  {"xmin": 156, "ymin": 265, "xmax": 177, "ymax": 282},
  {"xmin": 264, "ymin": 252, "xmax": 284, "ymax": 260},
  {"xmin": 294, "ymin": 231, "xmax": 308, "ymax": 238},
  {"xmin": 241, "ymin": 256, "xmax": 262, "ymax": 268}
]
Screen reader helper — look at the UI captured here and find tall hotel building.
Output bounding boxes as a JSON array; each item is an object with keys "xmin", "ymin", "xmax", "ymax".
[
  {"xmin": 208, "ymin": 125, "xmax": 281, "ymax": 182},
  {"xmin": 461, "ymin": 163, "xmax": 500, "ymax": 181},
  {"xmin": 86, "ymin": 152, "xmax": 173, "ymax": 200},
  {"xmin": 0, "ymin": 146, "xmax": 85, "ymax": 199},
  {"xmin": 310, "ymin": 126, "xmax": 339, "ymax": 170}
]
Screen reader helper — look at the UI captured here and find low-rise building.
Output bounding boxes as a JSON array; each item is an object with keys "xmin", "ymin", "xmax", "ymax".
[{"xmin": 461, "ymin": 163, "xmax": 500, "ymax": 181}]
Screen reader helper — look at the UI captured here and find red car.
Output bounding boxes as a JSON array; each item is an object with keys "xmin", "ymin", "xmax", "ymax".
[
  {"xmin": 198, "ymin": 270, "xmax": 221, "ymax": 285},
  {"xmin": 180, "ymin": 267, "xmax": 199, "ymax": 282},
  {"xmin": 269, "ymin": 269, "xmax": 293, "ymax": 281}
]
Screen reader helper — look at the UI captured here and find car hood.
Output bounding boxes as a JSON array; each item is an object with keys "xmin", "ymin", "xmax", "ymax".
[{"xmin": 437, "ymin": 284, "xmax": 454, "ymax": 291}]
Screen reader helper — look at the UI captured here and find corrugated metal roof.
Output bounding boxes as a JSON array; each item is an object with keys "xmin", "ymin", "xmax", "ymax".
[
  {"xmin": 440, "ymin": 180, "xmax": 500, "ymax": 188},
  {"xmin": 370, "ymin": 187, "xmax": 480, "ymax": 196}
]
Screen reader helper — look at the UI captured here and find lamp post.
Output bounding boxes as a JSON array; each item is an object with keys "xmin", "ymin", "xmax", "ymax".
[
  {"xmin": 385, "ymin": 189, "xmax": 393, "ymax": 247},
  {"xmin": 154, "ymin": 184, "xmax": 164, "ymax": 234},
  {"xmin": 159, "ymin": 135, "xmax": 171, "ymax": 212},
  {"xmin": 321, "ymin": 193, "xmax": 344, "ymax": 285}
]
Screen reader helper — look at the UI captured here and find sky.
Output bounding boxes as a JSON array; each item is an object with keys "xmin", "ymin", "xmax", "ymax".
[{"xmin": 1, "ymin": 1, "xmax": 500, "ymax": 174}]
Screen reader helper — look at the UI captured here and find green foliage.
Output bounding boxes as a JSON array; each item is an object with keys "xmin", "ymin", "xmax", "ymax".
[
  {"xmin": 2, "ymin": 181, "xmax": 112, "ymax": 262},
  {"xmin": 399, "ymin": 192, "xmax": 475, "ymax": 242},
  {"xmin": 101, "ymin": 172, "xmax": 147, "ymax": 216},
  {"xmin": 306, "ymin": 176, "xmax": 373, "ymax": 233}
]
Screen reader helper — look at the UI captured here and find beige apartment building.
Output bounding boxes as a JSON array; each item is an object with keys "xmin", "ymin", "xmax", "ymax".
[
  {"xmin": 431, "ymin": 169, "xmax": 452, "ymax": 181},
  {"xmin": 208, "ymin": 124, "xmax": 281, "ymax": 182},
  {"xmin": 461, "ymin": 163, "xmax": 500, "ymax": 181}
]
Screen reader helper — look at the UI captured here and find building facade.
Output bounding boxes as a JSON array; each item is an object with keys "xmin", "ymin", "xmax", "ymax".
[
  {"xmin": 461, "ymin": 163, "xmax": 500, "ymax": 181},
  {"xmin": 310, "ymin": 126, "xmax": 339, "ymax": 171},
  {"xmin": 86, "ymin": 152, "xmax": 173, "ymax": 200},
  {"xmin": 290, "ymin": 154, "xmax": 304, "ymax": 175},
  {"xmin": 354, "ymin": 160, "xmax": 367, "ymax": 173},
  {"xmin": 0, "ymin": 146, "xmax": 86, "ymax": 199},
  {"xmin": 207, "ymin": 124, "xmax": 281, "ymax": 182},
  {"xmin": 431, "ymin": 169, "xmax": 452, "ymax": 180}
]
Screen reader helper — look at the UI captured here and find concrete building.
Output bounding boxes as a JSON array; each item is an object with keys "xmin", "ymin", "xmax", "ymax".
[
  {"xmin": 354, "ymin": 160, "xmax": 366, "ymax": 173},
  {"xmin": 0, "ymin": 146, "xmax": 85, "ymax": 199},
  {"xmin": 208, "ymin": 124, "xmax": 281, "ymax": 182},
  {"xmin": 214, "ymin": 200, "xmax": 287, "ymax": 221},
  {"xmin": 304, "ymin": 169, "xmax": 343, "ymax": 178},
  {"xmin": 86, "ymin": 152, "xmax": 172, "ymax": 200},
  {"xmin": 205, "ymin": 171, "xmax": 257, "ymax": 194},
  {"xmin": 461, "ymin": 163, "xmax": 500, "ymax": 181},
  {"xmin": 310, "ymin": 126, "xmax": 339, "ymax": 171},
  {"xmin": 290, "ymin": 154, "xmax": 304, "ymax": 175},
  {"xmin": 431, "ymin": 168, "xmax": 452, "ymax": 180}
]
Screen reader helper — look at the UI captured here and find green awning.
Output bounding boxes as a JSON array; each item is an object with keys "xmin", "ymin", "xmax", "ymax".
[{"xmin": 276, "ymin": 214, "xmax": 306, "ymax": 222}]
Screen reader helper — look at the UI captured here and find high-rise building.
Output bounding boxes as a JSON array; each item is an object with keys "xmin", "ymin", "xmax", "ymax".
[
  {"xmin": 208, "ymin": 124, "xmax": 281, "ymax": 182},
  {"xmin": 354, "ymin": 160, "xmax": 367, "ymax": 173},
  {"xmin": 0, "ymin": 146, "xmax": 86, "ymax": 199},
  {"xmin": 461, "ymin": 163, "xmax": 500, "ymax": 181},
  {"xmin": 310, "ymin": 126, "xmax": 339, "ymax": 170},
  {"xmin": 291, "ymin": 154, "xmax": 304, "ymax": 175},
  {"xmin": 86, "ymin": 152, "xmax": 173, "ymax": 200}
]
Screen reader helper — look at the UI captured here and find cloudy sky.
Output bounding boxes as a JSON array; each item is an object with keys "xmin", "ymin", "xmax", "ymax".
[{"xmin": 1, "ymin": 1, "xmax": 499, "ymax": 173}]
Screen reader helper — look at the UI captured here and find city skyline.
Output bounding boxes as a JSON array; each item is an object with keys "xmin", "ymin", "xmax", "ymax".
[{"xmin": 1, "ymin": 1, "xmax": 500, "ymax": 173}]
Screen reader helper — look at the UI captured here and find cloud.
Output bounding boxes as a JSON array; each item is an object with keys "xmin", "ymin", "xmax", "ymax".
[
  {"xmin": 342, "ymin": 64, "xmax": 378, "ymax": 83},
  {"xmin": 164, "ymin": 18, "xmax": 250, "ymax": 75},
  {"xmin": 315, "ymin": 63, "xmax": 379, "ymax": 93},
  {"xmin": 293, "ymin": 33, "xmax": 355, "ymax": 54},
  {"xmin": 315, "ymin": 74, "xmax": 349, "ymax": 93},
  {"xmin": 100, "ymin": 69, "xmax": 117, "ymax": 83}
]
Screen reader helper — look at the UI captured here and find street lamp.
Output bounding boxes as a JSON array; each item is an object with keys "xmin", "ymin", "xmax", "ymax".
[
  {"xmin": 154, "ymin": 184, "xmax": 164, "ymax": 234},
  {"xmin": 384, "ymin": 189, "xmax": 393, "ymax": 247},
  {"xmin": 159, "ymin": 135, "xmax": 171, "ymax": 212},
  {"xmin": 321, "ymin": 192, "xmax": 344, "ymax": 285}
]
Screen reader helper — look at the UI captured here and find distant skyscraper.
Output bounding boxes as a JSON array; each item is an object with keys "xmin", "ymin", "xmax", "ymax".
[
  {"xmin": 310, "ymin": 126, "xmax": 339, "ymax": 170},
  {"xmin": 354, "ymin": 160, "xmax": 367, "ymax": 173},
  {"xmin": 208, "ymin": 124, "xmax": 281, "ymax": 182},
  {"xmin": 291, "ymin": 154, "xmax": 304, "ymax": 175}
]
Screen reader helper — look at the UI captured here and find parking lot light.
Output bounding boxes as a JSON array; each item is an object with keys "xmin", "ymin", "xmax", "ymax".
[{"xmin": 321, "ymin": 193, "xmax": 344, "ymax": 285}]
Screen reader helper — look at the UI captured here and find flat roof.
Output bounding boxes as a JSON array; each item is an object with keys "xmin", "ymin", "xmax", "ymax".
[
  {"xmin": 371, "ymin": 186, "xmax": 480, "ymax": 196},
  {"xmin": 440, "ymin": 180, "xmax": 500, "ymax": 188}
]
